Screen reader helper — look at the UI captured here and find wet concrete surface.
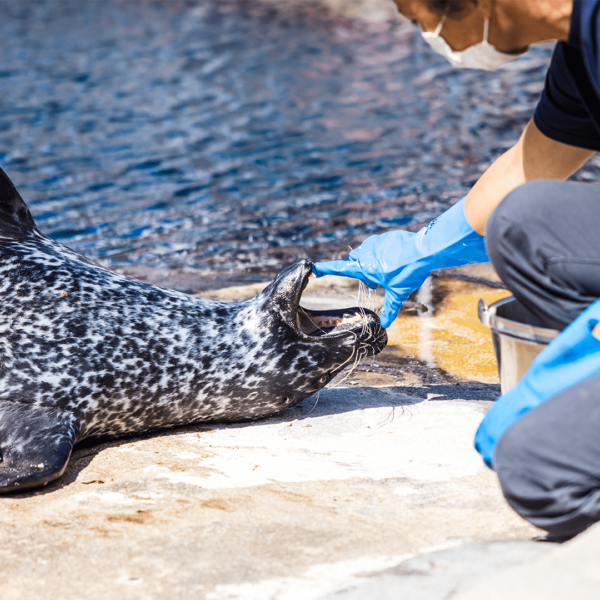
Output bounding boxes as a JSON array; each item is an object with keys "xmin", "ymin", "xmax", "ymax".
[{"xmin": 0, "ymin": 264, "xmax": 564, "ymax": 600}]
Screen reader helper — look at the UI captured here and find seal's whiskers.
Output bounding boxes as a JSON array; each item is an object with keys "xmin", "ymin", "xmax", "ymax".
[
  {"xmin": 329, "ymin": 342, "xmax": 368, "ymax": 389},
  {"xmin": 306, "ymin": 388, "xmax": 321, "ymax": 415},
  {"xmin": 374, "ymin": 406, "xmax": 396, "ymax": 429}
]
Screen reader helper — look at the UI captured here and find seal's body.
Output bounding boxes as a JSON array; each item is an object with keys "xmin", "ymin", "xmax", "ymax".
[{"xmin": 0, "ymin": 168, "xmax": 386, "ymax": 493}]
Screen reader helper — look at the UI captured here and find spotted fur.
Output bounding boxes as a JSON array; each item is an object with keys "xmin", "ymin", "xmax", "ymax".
[{"xmin": 0, "ymin": 167, "xmax": 386, "ymax": 492}]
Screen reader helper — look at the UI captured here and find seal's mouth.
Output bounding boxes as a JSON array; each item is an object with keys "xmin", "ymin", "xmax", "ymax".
[
  {"xmin": 280, "ymin": 260, "xmax": 385, "ymax": 347},
  {"xmin": 295, "ymin": 306, "xmax": 373, "ymax": 337},
  {"xmin": 259, "ymin": 259, "xmax": 386, "ymax": 350}
]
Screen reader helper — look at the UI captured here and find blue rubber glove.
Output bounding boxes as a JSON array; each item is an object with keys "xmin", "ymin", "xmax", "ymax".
[
  {"xmin": 475, "ymin": 298, "xmax": 600, "ymax": 469},
  {"xmin": 312, "ymin": 198, "xmax": 488, "ymax": 328}
]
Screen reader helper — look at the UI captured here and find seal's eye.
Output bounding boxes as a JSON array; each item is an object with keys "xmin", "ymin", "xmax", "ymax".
[{"xmin": 319, "ymin": 373, "xmax": 330, "ymax": 384}]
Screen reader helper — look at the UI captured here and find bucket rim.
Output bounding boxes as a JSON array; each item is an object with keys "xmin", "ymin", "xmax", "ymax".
[{"xmin": 478, "ymin": 296, "xmax": 559, "ymax": 345}]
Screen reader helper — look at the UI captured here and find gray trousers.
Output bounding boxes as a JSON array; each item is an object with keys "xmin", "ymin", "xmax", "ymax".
[{"xmin": 486, "ymin": 179, "xmax": 600, "ymax": 539}]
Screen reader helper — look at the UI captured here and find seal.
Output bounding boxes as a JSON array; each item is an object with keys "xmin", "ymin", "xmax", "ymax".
[{"xmin": 0, "ymin": 167, "xmax": 386, "ymax": 493}]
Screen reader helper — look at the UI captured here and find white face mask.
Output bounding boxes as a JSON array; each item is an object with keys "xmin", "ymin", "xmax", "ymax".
[{"xmin": 421, "ymin": 15, "xmax": 524, "ymax": 71}]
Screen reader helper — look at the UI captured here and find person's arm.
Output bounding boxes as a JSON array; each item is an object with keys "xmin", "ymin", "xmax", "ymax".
[
  {"xmin": 313, "ymin": 119, "xmax": 595, "ymax": 328},
  {"xmin": 465, "ymin": 119, "xmax": 594, "ymax": 235}
]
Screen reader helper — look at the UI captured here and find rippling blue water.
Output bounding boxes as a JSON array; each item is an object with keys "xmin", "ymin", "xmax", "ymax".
[{"xmin": 1, "ymin": 0, "xmax": 598, "ymax": 283}]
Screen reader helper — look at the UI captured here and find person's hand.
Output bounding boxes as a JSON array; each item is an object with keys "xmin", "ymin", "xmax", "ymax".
[
  {"xmin": 313, "ymin": 198, "xmax": 488, "ymax": 328},
  {"xmin": 313, "ymin": 229, "xmax": 425, "ymax": 328},
  {"xmin": 475, "ymin": 298, "xmax": 600, "ymax": 469}
]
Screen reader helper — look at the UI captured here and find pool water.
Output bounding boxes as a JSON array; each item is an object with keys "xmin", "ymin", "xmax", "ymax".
[{"xmin": 1, "ymin": 0, "xmax": 598, "ymax": 285}]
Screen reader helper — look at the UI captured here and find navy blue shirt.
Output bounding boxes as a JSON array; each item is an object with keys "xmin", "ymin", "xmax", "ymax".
[{"xmin": 534, "ymin": 0, "xmax": 600, "ymax": 150}]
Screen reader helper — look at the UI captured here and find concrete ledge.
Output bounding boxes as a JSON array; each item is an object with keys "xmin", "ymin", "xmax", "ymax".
[
  {"xmin": 455, "ymin": 523, "xmax": 600, "ymax": 600},
  {"xmin": 320, "ymin": 540, "xmax": 555, "ymax": 600}
]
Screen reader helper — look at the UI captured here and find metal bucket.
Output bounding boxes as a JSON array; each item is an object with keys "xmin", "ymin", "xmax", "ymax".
[{"xmin": 478, "ymin": 296, "xmax": 559, "ymax": 393}]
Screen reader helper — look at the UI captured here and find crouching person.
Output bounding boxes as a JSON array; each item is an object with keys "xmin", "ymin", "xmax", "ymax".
[{"xmin": 476, "ymin": 182, "xmax": 600, "ymax": 539}]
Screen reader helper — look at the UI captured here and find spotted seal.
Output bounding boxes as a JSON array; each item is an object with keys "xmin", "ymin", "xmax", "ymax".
[{"xmin": 0, "ymin": 167, "xmax": 386, "ymax": 493}]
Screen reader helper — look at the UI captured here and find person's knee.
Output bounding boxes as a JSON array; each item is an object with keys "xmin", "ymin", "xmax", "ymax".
[{"xmin": 485, "ymin": 180, "xmax": 553, "ymax": 274}]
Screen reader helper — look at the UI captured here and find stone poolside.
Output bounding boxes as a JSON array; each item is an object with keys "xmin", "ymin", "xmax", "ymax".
[{"xmin": 1, "ymin": 264, "xmax": 597, "ymax": 599}]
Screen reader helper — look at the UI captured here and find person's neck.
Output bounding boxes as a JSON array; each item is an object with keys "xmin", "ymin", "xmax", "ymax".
[{"xmin": 494, "ymin": 0, "xmax": 573, "ymax": 49}]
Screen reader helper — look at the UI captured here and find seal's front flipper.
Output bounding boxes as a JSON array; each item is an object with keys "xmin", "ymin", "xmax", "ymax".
[{"xmin": 0, "ymin": 402, "xmax": 79, "ymax": 493}]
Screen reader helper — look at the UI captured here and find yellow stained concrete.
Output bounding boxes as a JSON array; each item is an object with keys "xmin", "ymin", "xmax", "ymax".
[{"xmin": 387, "ymin": 279, "xmax": 509, "ymax": 383}]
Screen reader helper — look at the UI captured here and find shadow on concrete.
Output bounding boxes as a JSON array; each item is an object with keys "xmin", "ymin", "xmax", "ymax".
[
  {"xmin": 276, "ymin": 382, "xmax": 499, "ymax": 421},
  {"xmin": 8, "ymin": 382, "xmax": 498, "ymax": 499}
]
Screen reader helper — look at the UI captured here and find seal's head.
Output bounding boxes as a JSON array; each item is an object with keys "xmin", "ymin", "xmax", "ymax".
[{"xmin": 223, "ymin": 259, "xmax": 387, "ymax": 420}]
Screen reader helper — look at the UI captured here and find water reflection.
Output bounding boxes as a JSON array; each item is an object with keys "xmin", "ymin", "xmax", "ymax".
[{"xmin": 0, "ymin": 0, "xmax": 595, "ymax": 280}]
